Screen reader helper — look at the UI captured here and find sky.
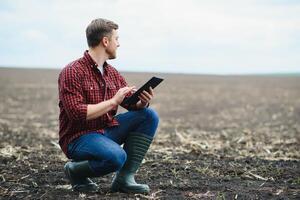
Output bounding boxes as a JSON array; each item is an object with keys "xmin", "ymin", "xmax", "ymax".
[{"xmin": 0, "ymin": 0, "xmax": 299, "ymax": 74}]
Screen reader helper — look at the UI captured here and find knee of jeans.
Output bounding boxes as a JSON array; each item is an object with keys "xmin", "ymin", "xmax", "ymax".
[
  {"xmin": 141, "ymin": 108, "xmax": 159, "ymax": 126},
  {"xmin": 108, "ymin": 148, "xmax": 127, "ymax": 171}
]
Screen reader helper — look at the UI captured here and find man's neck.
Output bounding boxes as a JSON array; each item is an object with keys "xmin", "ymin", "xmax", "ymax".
[{"xmin": 88, "ymin": 48, "xmax": 108, "ymax": 68}]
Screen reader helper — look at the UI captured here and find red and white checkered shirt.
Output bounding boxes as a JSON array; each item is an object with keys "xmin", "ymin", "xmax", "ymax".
[{"xmin": 58, "ymin": 50, "xmax": 135, "ymax": 157}]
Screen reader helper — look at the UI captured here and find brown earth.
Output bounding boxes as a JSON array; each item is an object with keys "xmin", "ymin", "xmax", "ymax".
[{"xmin": 0, "ymin": 68, "xmax": 299, "ymax": 200}]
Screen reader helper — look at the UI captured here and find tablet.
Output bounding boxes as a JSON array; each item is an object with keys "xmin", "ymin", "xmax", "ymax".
[{"xmin": 121, "ymin": 76, "xmax": 164, "ymax": 106}]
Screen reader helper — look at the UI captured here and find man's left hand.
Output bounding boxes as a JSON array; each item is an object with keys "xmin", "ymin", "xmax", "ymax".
[{"xmin": 138, "ymin": 87, "xmax": 154, "ymax": 106}]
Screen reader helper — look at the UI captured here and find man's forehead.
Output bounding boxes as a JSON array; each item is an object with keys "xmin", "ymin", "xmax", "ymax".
[{"xmin": 112, "ymin": 29, "xmax": 119, "ymax": 37}]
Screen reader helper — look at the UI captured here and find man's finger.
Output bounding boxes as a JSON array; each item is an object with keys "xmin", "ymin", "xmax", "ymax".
[
  {"xmin": 149, "ymin": 87, "xmax": 154, "ymax": 96},
  {"xmin": 120, "ymin": 88, "xmax": 131, "ymax": 95},
  {"xmin": 120, "ymin": 86, "xmax": 135, "ymax": 91},
  {"xmin": 123, "ymin": 89, "xmax": 133, "ymax": 95},
  {"xmin": 139, "ymin": 93, "xmax": 151, "ymax": 101},
  {"xmin": 129, "ymin": 86, "xmax": 136, "ymax": 90},
  {"xmin": 138, "ymin": 95, "xmax": 148, "ymax": 102},
  {"xmin": 142, "ymin": 90, "xmax": 152, "ymax": 99}
]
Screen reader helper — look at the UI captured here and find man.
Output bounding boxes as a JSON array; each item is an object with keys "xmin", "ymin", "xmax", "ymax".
[{"xmin": 58, "ymin": 18, "xmax": 159, "ymax": 194}]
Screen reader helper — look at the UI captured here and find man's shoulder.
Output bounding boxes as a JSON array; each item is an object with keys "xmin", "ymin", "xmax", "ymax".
[
  {"xmin": 106, "ymin": 63, "xmax": 118, "ymax": 72},
  {"xmin": 59, "ymin": 58, "xmax": 86, "ymax": 79},
  {"xmin": 106, "ymin": 63, "xmax": 123, "ymax": 77}
]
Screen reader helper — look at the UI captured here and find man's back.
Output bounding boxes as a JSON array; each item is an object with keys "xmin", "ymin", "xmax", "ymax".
[{"xmin": 58, "ymin": 51, "xmax": 126, "ymax": 157}]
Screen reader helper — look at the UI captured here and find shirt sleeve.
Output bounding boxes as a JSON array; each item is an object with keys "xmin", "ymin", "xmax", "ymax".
[{"xmin": 59, "ymin": 67, "xmax": 87, "ymax": 121}]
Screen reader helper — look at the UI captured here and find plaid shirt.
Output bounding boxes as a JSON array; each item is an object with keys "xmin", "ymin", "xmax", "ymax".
[{"xmin": 58, "ymin": 51, "xmax": 136, "ymax": 157}]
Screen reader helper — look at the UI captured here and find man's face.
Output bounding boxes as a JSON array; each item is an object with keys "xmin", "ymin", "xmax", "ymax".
[{"xmin": 105, "ymin": 29, "xmax": 120, "ymax": 59}]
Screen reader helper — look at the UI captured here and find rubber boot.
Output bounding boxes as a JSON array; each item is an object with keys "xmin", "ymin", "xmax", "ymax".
[
  {"xmin": 111, "ymin": 132, "xmax": 153, "ymax": 194},
  {"xmin": 64, "ymin": 160, "xmax": 98, "ymax": 192}
]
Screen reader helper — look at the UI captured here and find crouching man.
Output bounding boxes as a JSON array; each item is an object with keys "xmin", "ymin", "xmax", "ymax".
[{"xmin": 58, "ymin": 18, "xmax": 159, "ymax": 194}]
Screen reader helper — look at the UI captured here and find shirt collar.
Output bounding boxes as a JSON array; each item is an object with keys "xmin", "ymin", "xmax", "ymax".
[{"xmin": 83, "ymin": 50, "xmax": 109, "ymax": 68}]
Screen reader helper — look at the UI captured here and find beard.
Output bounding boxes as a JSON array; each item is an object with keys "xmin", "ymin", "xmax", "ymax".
[{"xmin": 106, "ymin": 48, "xmax": 117, "ymax": 59}]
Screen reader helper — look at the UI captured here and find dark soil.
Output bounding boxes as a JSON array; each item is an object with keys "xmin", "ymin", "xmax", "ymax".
[{"xmin": 0, "ymin": 68, "xmax": 299, "ymax": 199}]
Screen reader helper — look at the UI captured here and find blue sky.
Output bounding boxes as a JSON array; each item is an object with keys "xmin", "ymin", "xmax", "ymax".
[{"xmin": 0, "ymin": 0, "xmax": 299, "ymax": 74}]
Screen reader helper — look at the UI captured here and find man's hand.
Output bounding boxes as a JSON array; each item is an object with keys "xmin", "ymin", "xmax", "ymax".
[
  {"xmin": 87, "ymin": 86, "xmax": 135, "ymax": 120},
  {"xmin": 138, "ymin": 87, "xmax": 154, "ymax": 107},
  {"xmin": 111, "ymin": 86, "xmax": 136, "ymax": 106}
]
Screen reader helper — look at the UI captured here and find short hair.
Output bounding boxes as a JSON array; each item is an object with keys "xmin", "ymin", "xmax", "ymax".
[{"xmin": 86, "ymin": 18, "xmax": 118, "ymax": 48}]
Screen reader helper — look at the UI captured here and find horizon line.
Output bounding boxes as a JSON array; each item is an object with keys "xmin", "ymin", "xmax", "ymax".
[{"xmin": 0, "ymin": 65, "xmax": 300, "ymax": 76}]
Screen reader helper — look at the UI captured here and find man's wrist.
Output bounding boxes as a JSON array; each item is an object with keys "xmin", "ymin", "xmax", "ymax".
[
  {"xmin": 144, "ymin": 102, "xmax": 150, "ymax": 108},
  {"xmin": 137, "ymin": 101, "xmax": 149, "ymax": 108},
  {"xmin": 142, "ymin": 102, "xmax": 149, "ymax": 107},
  {"xmin": 109, "ymin": 99, "xmax": 118, "ymax": 107}
]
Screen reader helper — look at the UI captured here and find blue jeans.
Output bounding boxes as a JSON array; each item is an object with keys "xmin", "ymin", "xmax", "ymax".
[{"xmin": 67, "ymin": 108, "xmax": 159, "ymax": 176}]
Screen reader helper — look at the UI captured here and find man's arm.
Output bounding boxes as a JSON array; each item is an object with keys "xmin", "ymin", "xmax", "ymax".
[
  {"xmin": 59, "ymin": 67, "xmax": 135, "ymax": 121},
  {"xmin": 86, "ymin": 100, "xmax": 116, "ymax": 120},
  {"xmin": 82, "ymin": 85, "xmax": 154, "ymax": 120},
  {"xmin": 59, "ymin": 67, "xmax": 87, "ymax": 121},
  {"xmin": 86, "ymin": 86, "xmax": 135, "ymax": 120}
]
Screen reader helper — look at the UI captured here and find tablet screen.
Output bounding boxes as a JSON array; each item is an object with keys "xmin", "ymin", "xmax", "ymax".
[{"xmin": 121, "ymin": 76, "xmax": 164, "ymax": 106}]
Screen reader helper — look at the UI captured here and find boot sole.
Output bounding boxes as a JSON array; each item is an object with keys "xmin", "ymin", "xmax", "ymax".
[{"xmin": 111, "ymin": 180, "xmax": 150, "ymax": 194}]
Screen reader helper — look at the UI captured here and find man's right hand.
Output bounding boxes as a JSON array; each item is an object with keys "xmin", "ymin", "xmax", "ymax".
[
  {"xmin": 87, "ymin": 86, "xmax": 135, "ymax": 120},
  {"xmin": 110, "ymin": 86, "xmax": 136, "ymax": 106}
]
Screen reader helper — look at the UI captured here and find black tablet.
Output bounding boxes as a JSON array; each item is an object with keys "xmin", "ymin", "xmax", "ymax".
[{"xmin": 121, "ymin": 76, "xmax": 164, "ymax": 106}]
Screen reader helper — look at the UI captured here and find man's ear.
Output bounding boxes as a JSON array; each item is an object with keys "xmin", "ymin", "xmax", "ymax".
[{"xmin": 102, "ymin": 36, "xmax": 109, "ymax": 47}]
